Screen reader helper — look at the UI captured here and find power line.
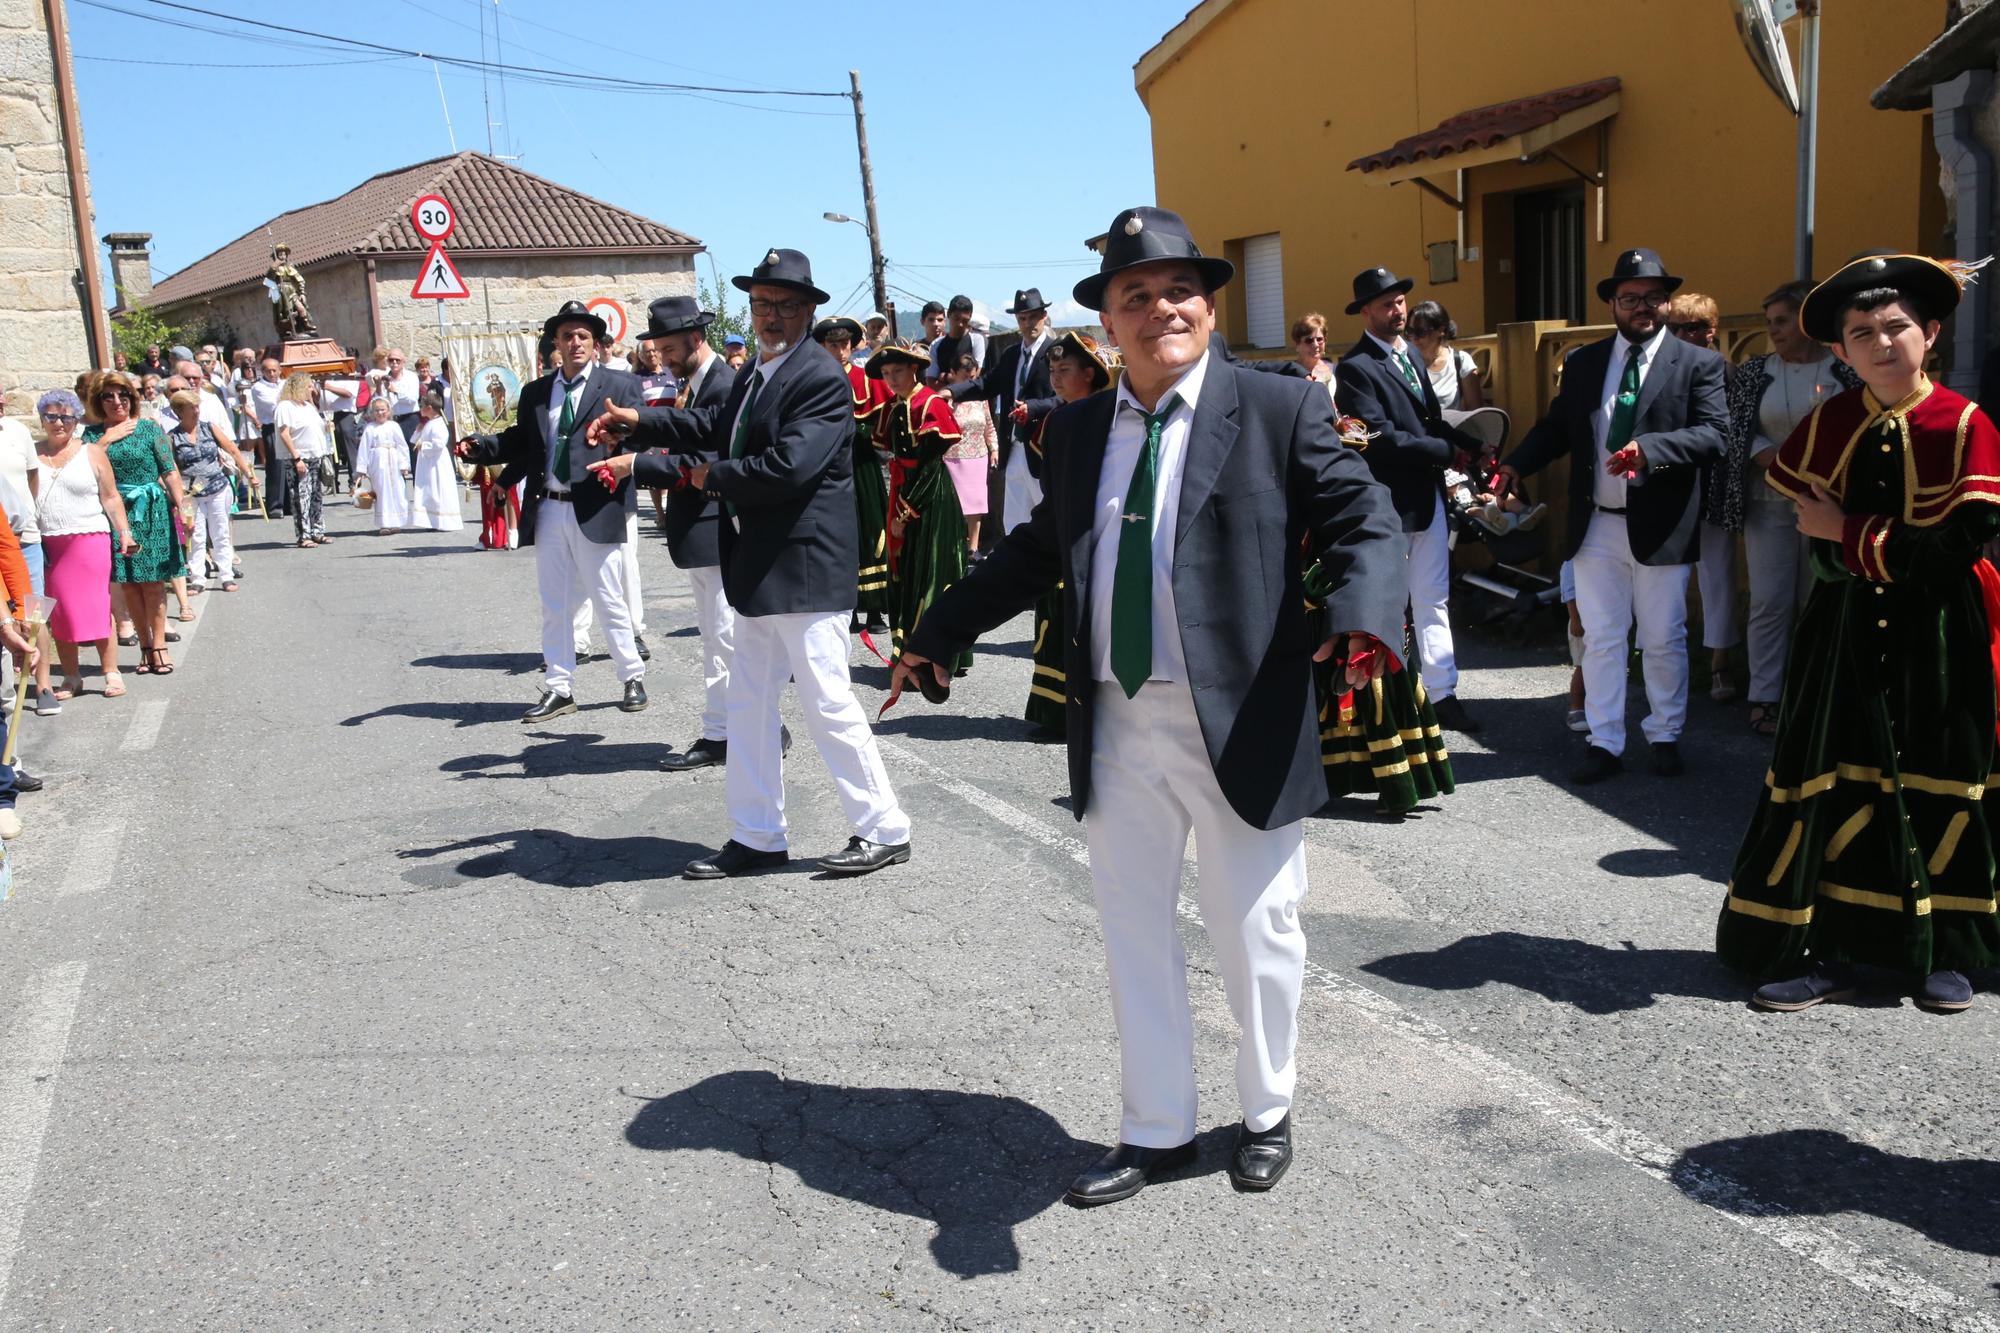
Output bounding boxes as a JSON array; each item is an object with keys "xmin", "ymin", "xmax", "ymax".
[{"xmin": 75, "ymin": 52, "xmax": 404, "ymax": 70}]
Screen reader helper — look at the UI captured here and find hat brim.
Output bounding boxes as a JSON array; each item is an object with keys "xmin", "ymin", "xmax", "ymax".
[
  {"xmin": 1594, "ymin": 272, "xmax": 1684, "ymax": 303},
  {"xmin": 1799, "ymin": 255, "xmax": 1961, "ymax": 344},
  {"xmin": 641, "ymin": 312, "xmax": 715, "ymax": 339},
  {"xmin": 732, "ymin": 274, "xmax": 831, "ymax": 305},
  {"xmin": 813, "ymin": 318, "xmax": 864, "ymax": 344},
  {"xmin": 1004, "ymin": 300, "xmax": 1051, "ymax": 315},
  {"xmin": 864, "ymin": 347, "xmax": 930, "ymax": 380},
  {"xmin": 543, "ymin": 312, "xmax": 608, "ymax": 343},
  {"xmin": 1073, "ymin": 255, "xmax": 1234, "ymax": 313},
  {"xmin": 1344, "ymin": 277, "xmax": 1415, "ymax": 317}
]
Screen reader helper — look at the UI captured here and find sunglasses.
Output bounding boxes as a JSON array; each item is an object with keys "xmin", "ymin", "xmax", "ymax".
[
  {"xmin": 101, "ymin": 390, "xmax": 134, "ymax": 403},
  {"xmin": 40, "ymin": 413, "xmax": 76, "ymax": 424}
]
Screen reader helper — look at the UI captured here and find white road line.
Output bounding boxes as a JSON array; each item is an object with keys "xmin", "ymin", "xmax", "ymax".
[
  {"xmin": 0, "ymin": 962, "xmax": 86, "ymax": 1315},
  {"xmin": 58, "ymin": 823, "xmax": 122, "ymax": 898},
  {"xmin": 118, "ymin": 700, "xmax": 169, "ymax": 753},
  {"xmin": 878, "ymin": 738, "xmax": 2000, "ymax": 1333}
]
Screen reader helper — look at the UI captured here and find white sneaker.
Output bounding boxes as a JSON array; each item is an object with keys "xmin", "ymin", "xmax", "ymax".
[{"xmin": 0, "ymin": 808, "xmax": 23, "ymax": 840}]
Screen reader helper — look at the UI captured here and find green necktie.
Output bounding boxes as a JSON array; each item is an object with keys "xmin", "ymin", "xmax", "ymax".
[
  {"xmin": 1393, "ymin": 347, "xmax": 1424, "ymax": 397},
  {"xmin": 1606, "ymin": 343, "xmax": 1643, "ymax": 453},
  {"xmin": 730, "ymin": 369, "xmax": 765, "ymax": 459},
  {"xmin": 1109, "ymin": 393, "xmax": 1181, "ymax": 698},
  {"xmin": 554, "ymin": 380, "xmax": 578, "ymax": 485}
]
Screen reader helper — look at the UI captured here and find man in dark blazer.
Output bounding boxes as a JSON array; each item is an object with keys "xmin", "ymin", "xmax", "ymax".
[
  {"xmin": 940, "ymin": 287, "xmax": 1060, "ymax": 541},
  {"xmin": 457, "ymin": 300, "xmax": 647, "ymax": 722},
  {"xmin": 1497, "ymin": 247, "xmax": 1728, "ymax": 783},
  {"xmin": 1335, "ymin": 266, "xmax": 1484, "ymax": 733},
  {"xmin": 892, "ymin": 207, "xmax": 1404, "ymax": 1206},
  {"xmin": 593, "ymin": 295, "xmax": 738, "ymax": 770},
  {"xmin": 590, "ymin": 249, "xmax": 912, "ymax": 881}
]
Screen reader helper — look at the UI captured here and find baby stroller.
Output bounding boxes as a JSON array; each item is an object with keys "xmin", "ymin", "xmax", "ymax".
[{"xmin": 1442, "ymin": 406, "xmax": 1562, "ymax": 617}]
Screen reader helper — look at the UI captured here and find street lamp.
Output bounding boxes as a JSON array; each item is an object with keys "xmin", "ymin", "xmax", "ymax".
[
  {"xmin": 822, "ymin": 210, "xmax": 892, "ymax": 337},
  {"xmin": 822, "ymin": 210, "xmax": 868, "ymax": 235}
]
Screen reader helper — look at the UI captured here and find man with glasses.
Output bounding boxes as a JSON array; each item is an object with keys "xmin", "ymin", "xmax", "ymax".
[
  {"xmin": 377, "ymin": 349, "xmax": 421, "ymax": 453},
  {"xmin": 1496, "ymin": 248, "xmax": 1727, "ymax": 783}
]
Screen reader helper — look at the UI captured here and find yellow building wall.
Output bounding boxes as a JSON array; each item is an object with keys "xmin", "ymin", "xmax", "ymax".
[{"xmin": 1142, "ymin": 0, "xmax": 1937, "ymax": 343}]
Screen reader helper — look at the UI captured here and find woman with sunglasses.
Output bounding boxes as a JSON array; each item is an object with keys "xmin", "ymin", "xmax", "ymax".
[
  {"xmin": 84, "ymin": 373, "xmax": 190, "ymax": 676},
  {"xmin": 33, "ymin": 389, "xmax": 136, "ymax": 698}
]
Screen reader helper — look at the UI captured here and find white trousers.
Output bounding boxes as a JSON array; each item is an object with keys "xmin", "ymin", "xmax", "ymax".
[
  {"xmin": 1743, "ymin": 497, "xmax": 1809, "ymax": 703},
  {"xmin": 1574, "ymin": 512, "xmax": 1691, "ymax": 755},
  {"xmin": 725, "ymin": 609, "xmax": 909, "ymax": 853},
  {"xmin": 187, "ymin": 488, "xmax": 234, "ymax": 585},
  {"xmin": 572, "ymin": 511, "xmax": 648, "ymax": 649},
  {"xmin": 536, "ymin": 500, "xmax": 643, "ymax": 695},
  {"xmin": 1085, "ymin": 679, "xmax": 1307, "ymax": 1147},
  {"xmin": 688, "ymin": 564, "xmax": 735, "ymax": 742},
  {"xmin": 1406, "ymin": 493, "xmax": 1456, "ymax": 699},
  {"xmin": 1003, "ymin": 442, "xmax": 1041, "ymax": 536},
  {"xmin": 1695, "ymin": 519, "xmax": 1741, "ymax": 650}
]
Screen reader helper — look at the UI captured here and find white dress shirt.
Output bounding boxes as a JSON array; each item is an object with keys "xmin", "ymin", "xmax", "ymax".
[
  {"xmin": 1365, "ymin": 330, "xmax": 1424, "ymax": 396},
  {"xmin": 1592, "ymin": 325, "xmax": 1667, "ymax": 510},
  {"xmin": 716, "ymin": 339, "xmax": 806, "ymax": 529},
  {"xmin": 247, "ymin": 376, "xmax": 282, "ymax": 427},
  {"xmin": 1088, "ymin": 351, "xmax": 1211, "ymax": 686},
  {"xmin": 681, "ymin": 349, "xmax": 718, "ymax": 404},
  {"xmin": 544, "ymin": 363, "xmax": 594, "ymax": 492},
  {"xmin": 384, "ymin": 370, "xmax": 421, "ymax": 416}
]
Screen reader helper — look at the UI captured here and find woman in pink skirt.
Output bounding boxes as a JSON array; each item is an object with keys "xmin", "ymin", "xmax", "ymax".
[
  {"xmin": 33, "ymin": 389, "xmax": 136, "ymax": 699},
  {"xmin": 942, "ymin": 352, "xmax": 997, "ymax": 556}
]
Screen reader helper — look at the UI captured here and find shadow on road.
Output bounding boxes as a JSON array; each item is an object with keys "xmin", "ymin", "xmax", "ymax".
[
  {"xmin": 876, "ymin": 710, "xmax": 1051, "ymax": 745},
  {"xmin": 624, "ymin": 1070, "xmax": 1101, "ymax": 1277},
  {"xmin": 411, "ymin": 651, "xmax": 541, "ymax": 674},
  {"xmin": 355, "ymin": 544, "xmax": 478, "ymax": 558},
  {"xmin": 443, "ymin": 731, "xmax": 664, "ymax": 779},
  {"xmin": 1671, "ymin": 1129, "xmax": 2000, "ymax": 1257},
  {"xmin": 1359, "ymin": 931, "xmax": 1743, "ymax": 1014},
  {"xmin": 396, "ymin": 827, "xmax": 705, "ymax": 888},
  {"xmin": 341, "ymin": 701, "xmax": 524, "ymax": 728}
]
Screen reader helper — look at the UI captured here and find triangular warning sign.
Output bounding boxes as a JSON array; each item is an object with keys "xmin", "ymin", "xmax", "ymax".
[{"xmin": 411, "ymin": 243, "xmax": 470, "ymax": 299}]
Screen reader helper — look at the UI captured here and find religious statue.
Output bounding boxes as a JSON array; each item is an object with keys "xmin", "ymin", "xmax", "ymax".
[{"xmin": 264, "ymin": 243, "xmax": 318, "ymax": 341}]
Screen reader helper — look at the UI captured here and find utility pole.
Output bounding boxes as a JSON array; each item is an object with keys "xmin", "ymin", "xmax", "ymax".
[
  {"xmin": 45, "ymin": 0, "xmax": 110, "ymax": 367},
  {"xmin": 848, "ymin": 69, "xmax": 893, "ymax": 339}
]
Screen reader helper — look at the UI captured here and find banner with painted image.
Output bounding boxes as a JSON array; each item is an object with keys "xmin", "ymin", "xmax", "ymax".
[{"xmin": 444, "ymin": 328, "xmax": 538, "ymax": 440}]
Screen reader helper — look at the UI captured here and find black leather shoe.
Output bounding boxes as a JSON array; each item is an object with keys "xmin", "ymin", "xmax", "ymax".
[
  {"xmin": 683, "ymin": 840, "xmax": 789, "ymax": 880},
  {"xmin": 818, "ymin": 836, "xmax": 911, "ymax": 876},
  {"xmin": 619, "ymin": 680, "xmax": 648, "ymax": 713},
  {"xmin": 1229, "ymin": 1114, "xmax": 1293, "ymax": 1191},
  {"xmin": 636, "ymin": 635, "xmax": 651, "ymax": 662},
  {"xmin": 9, "ymin": 769, "xmax": 41, "ymax": 794},
  {"xmin": 660, "ymin": 738, "xmax": 726, "ymax": 771},
  {"xmin": 1649, "ymin": 741, "xmax": 1684, "ymax": 776},
  {"xmin": 1918, "ymin": 969, "xmax": 1975, "ymax": 1013},
  {"xmin": 1570, "ymin": 744, "xmax": 1622, "ymax": 785},
  {"xmin": 522, "ymin": 689, "xmax": 576, "ymax": 723},
  {"xmin": 1066, "ymin": 1140, "xmax": 1197, "ymax": 1207},
  {"xmin": 1431, "ymin": 694, "xmax": 1480, "ymax": 733},
  {"xmin": 1752, "ymin": 963, "xmax": 1859, "ymax": 1012}
]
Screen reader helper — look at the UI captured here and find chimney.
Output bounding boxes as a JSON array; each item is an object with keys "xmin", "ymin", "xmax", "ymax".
[{"xmin": 102, "ymin": 232, "xmax": 153, "ymax": 309}]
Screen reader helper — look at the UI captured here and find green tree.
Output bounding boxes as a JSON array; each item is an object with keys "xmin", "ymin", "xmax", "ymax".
[
  {"xmin": 110, "ymin": 306, "xmax": 183, "ymax": 368},
  {"xmin": 700, "ymin": 279, "xmax": 751, "ymax": 351}
]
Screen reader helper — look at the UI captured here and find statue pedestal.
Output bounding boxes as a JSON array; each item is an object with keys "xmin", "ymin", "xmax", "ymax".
[{"xmin": 276, "ymin": 338, "xmax": 353, "ymax": 375}]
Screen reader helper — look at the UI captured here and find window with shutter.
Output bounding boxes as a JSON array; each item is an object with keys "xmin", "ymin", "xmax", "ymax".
[{"xmin": 1241, "ymin": 233, "xmax": 1285, "ymax": 349}]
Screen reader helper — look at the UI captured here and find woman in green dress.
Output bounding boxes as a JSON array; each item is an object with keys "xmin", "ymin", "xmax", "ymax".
[
  {"xmin": 85, "ymin": 373, "xmax": 191, "ymax": 676},
  {"xmin": 815, "ymin": 316, "xmax": 892, "ymax": 638},
  {"xmin": 871, "ymin": 342, "xmax": 971, "ymax": 674},
  {"xmin": 1716, "ymin": 254, "xmax": 2000, "ymax": 1014}
]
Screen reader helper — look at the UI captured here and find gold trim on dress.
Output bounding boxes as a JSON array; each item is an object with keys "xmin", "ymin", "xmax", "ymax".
[
  {"xmin": 1824, "ymin": 807, "xmax": 1873, "ymax": 862},
  {"xmin": 1818, "ymin": 879, "xmax": 1927, "ymax": 916},
  {"xmin": 1766, "ymin": 820, "xmax": 1804, "ymax": 886},
  {"xmin": 1928, "ymin": 810, "xmax": 1971, "ymax": 876},
  {"xmin": 1725, "ymin": 889, "xmax": 1813, "ymax": 926},
  {"xmin": 1930, "ymin": 892, "xmax": 1998, "ymax": 914}
]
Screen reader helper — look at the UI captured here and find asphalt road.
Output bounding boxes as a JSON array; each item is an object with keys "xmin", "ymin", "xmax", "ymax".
[{"xmin": 1, "ymin": 492, "xmax": 1995, "ymax": 1332}]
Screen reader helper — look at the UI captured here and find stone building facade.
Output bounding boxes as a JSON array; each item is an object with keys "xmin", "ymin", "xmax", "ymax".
[{"xmin": 138, "ymin": 151, "xmax": 701, "ymax": 365}]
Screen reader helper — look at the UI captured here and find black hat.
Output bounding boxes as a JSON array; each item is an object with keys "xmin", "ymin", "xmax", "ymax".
[
  {"xmin": 641, "ymin": 295, "xmax": 713, "ymax": 339},
  {"xmin": 1595, "ymin": 248, "xmax": 1684, "ymax": 303},
  {"xmin": 732, "ymin": 247, "xmax": 830, "ymax": 304},
  {"xmin": 1799, "ymin": 253, "xmax": 1969, "ymax": 344},
  {"xmin": 1049, "ymin": 331, "xmax": 1114, "ymax": 392},
  {"xmin": 542, "ymin": 299, "xmax": 607, "ymax": 344},
  {"xmin": 1005, "ymin": 287, "xmax": 1050, "ymax": 315},
  {"xmin": 864, "ymin": 340, "xmax": 931, "ymax": 380},
  {"xmin": 1073, "ymin": 207, "xmax": 1234, "ymax": 312},
  {"xmin": 812, "ymin": 316, "xmax": 864, "ymax": 344},
  {"xmin": 1344, "ymin": 267, "xmax": 1415, "ymax": 317}
]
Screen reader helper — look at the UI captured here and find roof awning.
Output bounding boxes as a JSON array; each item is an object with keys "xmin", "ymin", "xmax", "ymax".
[{"xmin": 1347, "ymin": 77, "xmax": 1621, "ymax": 187}]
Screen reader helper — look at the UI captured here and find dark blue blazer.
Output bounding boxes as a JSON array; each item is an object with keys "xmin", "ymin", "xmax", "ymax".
[
  {"xmin": 1333, "ymin": 336, "xmax": 1477, "ymax": 532},
  {"xmin": 905, "ymin": 358, "xmax": 1405, "ymax": 831},
  {"xmin": 464, "ymin": 366, "xmax": 640, "ymax": 547},
  {"xmin": 947, "ymin": 337, "xmax": 1058, "ymax": 462},
  {"xmin": 630, "ymin": 354, "xmax": 737, "ymax": 569}
]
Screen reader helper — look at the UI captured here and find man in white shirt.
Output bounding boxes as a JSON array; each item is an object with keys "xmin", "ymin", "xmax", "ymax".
[
  {"xmin": 377, "ymin": 349, "xmax": 421, "ymax": 446},
  {"xmin": 246, "ymin": 355, "xmax": 288, "ymax": 514}
]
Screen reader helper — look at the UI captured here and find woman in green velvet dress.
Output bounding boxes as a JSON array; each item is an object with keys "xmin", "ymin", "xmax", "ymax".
[
  {"xmin": 814, "ymin": 317, "xmax": 891, "ymax": 636},
  {"xmin": 872, "ymin": 343, "xmax": 971, "ymax": 674},
  {"xmin": 1716, "ymin": 254, "xmax": 2000, "ymax": 1014}
]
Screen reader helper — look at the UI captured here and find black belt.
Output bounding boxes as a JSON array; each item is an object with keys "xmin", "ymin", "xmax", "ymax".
[
  {"xmin": 543, "ymin": 490, "xmax": 573, "ymax": 503},
  {"xmin": 1594, "ymin": 503, "xmax": 1627, "ymax": 514}
]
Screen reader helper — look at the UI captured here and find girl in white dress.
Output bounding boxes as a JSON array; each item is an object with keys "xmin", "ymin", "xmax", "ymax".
[
  {"xmin": 355, "ymin": 397, "xmax": 412, "ymax": 533},
  {"xmin": 409, "ymin": 392, "xmax": 464, "ymax": 531}
]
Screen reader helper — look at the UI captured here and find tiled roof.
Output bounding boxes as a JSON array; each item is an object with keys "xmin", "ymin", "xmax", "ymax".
[
  {"xmin": 1347, "ymin": 78, "xmax": 1622, "ymax": 174},
  {"xmin": 148, "ymin": 152, "xmax": 701, "ymax": 307},
  {"xmin": 1873, "ymin": 4, "xmax": 2000, "ymax": 109}
]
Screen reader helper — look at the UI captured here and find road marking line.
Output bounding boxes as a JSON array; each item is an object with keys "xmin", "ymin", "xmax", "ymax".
[
  {"xmin": 119, "ymin": 700, "xmax": 169, "ymax": 753},
  {"xmin": 878, "ymin": 738, "xmax": 2000, "ymax": 1333},
  {"xmin": 0, "ymin": 962, "xmax": 87, "ymax": 1314},
  {"xmin": 58, "ymin": 823, "xmax": 122, "ymax": 898}
]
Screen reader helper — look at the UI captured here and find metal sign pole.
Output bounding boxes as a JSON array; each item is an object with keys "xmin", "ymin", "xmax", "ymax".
[{"xmin": 1794, "ymin": 1, "xmax": 1821, "ymax": 281}]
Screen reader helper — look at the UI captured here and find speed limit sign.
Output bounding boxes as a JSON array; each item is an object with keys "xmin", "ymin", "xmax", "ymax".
[{"xmin": 410, "ymin": 193, "xmax": 456, "ymax": 243}]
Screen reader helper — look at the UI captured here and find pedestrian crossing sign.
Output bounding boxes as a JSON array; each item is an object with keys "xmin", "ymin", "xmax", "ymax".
[{"xmin": 411, "ymin": 244, "xmax": 470, "ymax": 300}]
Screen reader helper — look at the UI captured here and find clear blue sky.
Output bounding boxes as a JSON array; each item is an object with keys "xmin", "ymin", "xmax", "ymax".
[{"xmin": 70, "ymin": 0, "xmax": 1196, "ymax": 330}]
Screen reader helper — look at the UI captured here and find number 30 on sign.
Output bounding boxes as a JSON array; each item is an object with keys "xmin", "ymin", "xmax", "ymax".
[{"xmin": 410, "ymin": 193, "xmax": 456, "ymax": 242}]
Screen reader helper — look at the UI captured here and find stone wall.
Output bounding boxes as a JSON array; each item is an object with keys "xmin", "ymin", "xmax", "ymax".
[{"xmin": 0, "ymin": 0, "xmax": 98, "ymax": 416}]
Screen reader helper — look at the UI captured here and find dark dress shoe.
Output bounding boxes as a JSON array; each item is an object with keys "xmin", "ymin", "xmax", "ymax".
[
  {"xmin": 1431, "ymin": 694, "xmax": 1480, "ymax": 733},
  {"xmin": 636, "ymin": 635, "xmax": 651, "ymax": 662},
  {"xmin": 818, "ymin": 836, "xmax": 911, "ymax": 876},
  {"xmin": 1752, "ymin": 963, "xmax": 1859, "ymax": 1012},
  {"xmin": 1649, "ymin": 741, "xmax": 1684, "ymax": 776},
  {"xmin": 1570, "ymin": 745, "xmax": 1622, "ymax": 785},
  {"xmin": 660, "ymin": 738, "xmax": 726, "ymax": 771},
  {"xmin": 9, "ymin": 769, "xmax": 41, "ymax": 794},
  {"xmin": 1066, "ymin": 1140, "xmax": 1197, "ymax": 1207},
  {"xmin": 1229, "ymin": 1114, "xmax": 1293, "ymax": 1190},
  {"xmin": 1918, "ymin": 969, "xmax": 1975, "ymax": 1013},
  {"xmin": 683, "ymin": 840, "xmax": 789, "ymax": 880},
  {"xmin": 522, "ymin": 689, "xmax": 576, "ymax": 723},
  {"xmin": 619, "ymin": 680, "xmax": 648, "ymax": 713}
]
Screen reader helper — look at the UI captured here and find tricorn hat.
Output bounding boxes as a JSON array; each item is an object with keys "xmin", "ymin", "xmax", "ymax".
[
  {"xmin": 1049, "ymin": 331, "xmax": 1114, "ymax": 392},
  {"xmin": 1345, "ymin": 267, "xmax": 1415, "ymax": 317},
  {"xmin": 864, "ymin": 339, "xmax": 931, "ymax": 380},
  {"xmin": 733, "ymin": 247, "xmax": 830, "ymax": 304},
  {"xmin": 812, "ymin": 316, "xmax": 864, "ymax": 344},
  {"xmin": 1005, "ymin": 287, "xmax": 1050, "ymax": 315},
  {"xmin": 1595, "ymin": 248, "xmax": 1684, "ymax": 303},
  {"xmin": 1799, "ymin": 253, "xmax": 1973, "ymax": 344},
  {"xmin": 542, "ymin": 298, "xmax": 607, "ymax": 344},
  {"xmin": 641, "ymin": 295, "xmax": 713, "ymax": 339},
  {"xmin": 1073, "ymin": 207, "xmax": 1234, "ymax": 312}
]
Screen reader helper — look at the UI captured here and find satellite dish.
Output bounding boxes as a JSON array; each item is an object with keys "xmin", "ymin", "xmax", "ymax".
[{"xmin": 1732, "ymin": 0, "xmax": 1800, "ymax": 114}]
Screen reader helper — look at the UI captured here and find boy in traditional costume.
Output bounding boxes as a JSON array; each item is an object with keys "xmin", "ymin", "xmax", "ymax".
[
  {"xmin": 869, "ymin": 342, "xmax": 971, "ymax": 673},
  {"xmin": 1717, "ymin": 253, "xmax": 2000, "ymax": 1013},
  {"xmin": 814, "ymin": 316, "xmax": 892, "ymax": 645}
]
